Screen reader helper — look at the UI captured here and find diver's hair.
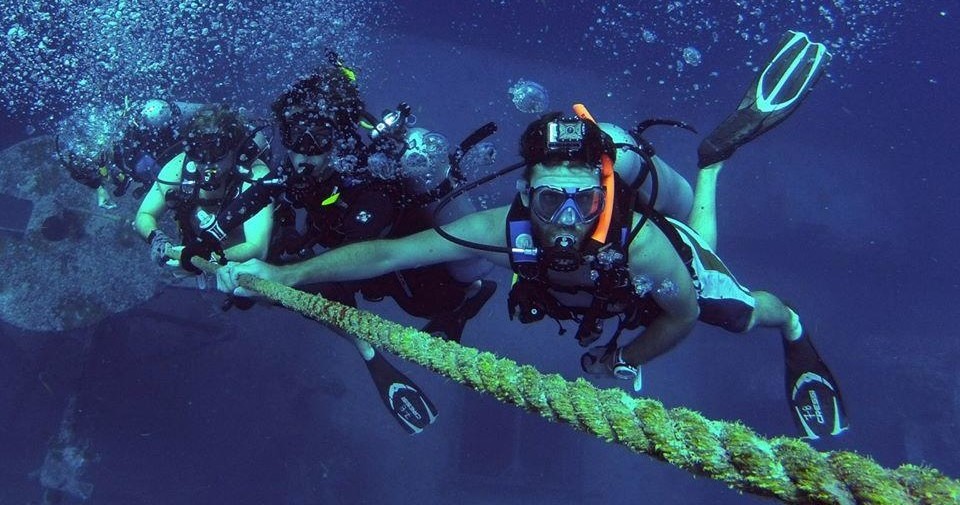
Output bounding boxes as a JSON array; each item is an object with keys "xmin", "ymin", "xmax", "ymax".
[
  {"xmin": 519, "ymin": 111, "xmax": 607, "ymax": 180},
  {"xmin": 184, "ymin": 104, "xmax": 245, "ymax": 145},
  {"xmin": 271, "ymin": 65, "xmax": 365, "ymax": 131}
]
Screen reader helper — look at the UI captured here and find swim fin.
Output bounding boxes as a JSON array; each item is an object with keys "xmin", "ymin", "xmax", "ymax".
[
  {"xmin": 363, "ymin": 349, "xmax": 438, "ymax": 435},
  {"xmin": 421, "ymin": 280, "xmax": 497, "ymax": 342},
  {"xmin": 783, "ymin": 333, "xmax": 849, "ymax": 440},
  {"xmin": 698, "ymin": 30, "xmax": 832, "ymax": 168}
]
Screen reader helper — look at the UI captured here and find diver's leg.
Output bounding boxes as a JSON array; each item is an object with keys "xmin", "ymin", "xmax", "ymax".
[
  {"xmin": 706, "ymin": 282, "xmax": 849, "ymax": 439},
  {"xmin": 686, "ymin": 162, "xmax": 722, "ymax": 250},
  {"xmin": 310, "ymin": 282, "xmax": 439, "ymax": 434},
  {"xmin": 746, "ymin": 290, "xmax": 849, "ymax": 439},
  {"xmin": 744, "ymin": 290, "xmax": 802, "ymax": 341}
]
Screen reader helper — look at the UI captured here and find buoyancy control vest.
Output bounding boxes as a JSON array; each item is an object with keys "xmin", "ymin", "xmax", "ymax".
[{"xmin": 163, "ymin": 152, "xmax": 256, "ymax": 246}]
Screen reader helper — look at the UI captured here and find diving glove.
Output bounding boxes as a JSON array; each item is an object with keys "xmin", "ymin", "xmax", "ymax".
[{"xmin": 148, "ymin": 230, "xmax": 172, "ymax": 266}]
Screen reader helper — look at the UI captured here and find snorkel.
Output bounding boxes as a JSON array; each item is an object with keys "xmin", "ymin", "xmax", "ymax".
[{"xmin": 572, "ymin": 103, "xmax": 615, "ymax": 248}]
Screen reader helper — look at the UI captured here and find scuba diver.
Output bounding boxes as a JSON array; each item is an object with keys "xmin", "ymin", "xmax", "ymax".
[
  {"xmin": 184, "ymin": 55, "xmax": 498, "ymax": 434},
  {"xmin": 111, "ymin": 98, "xmax": 208, "ymax": 198},
  {"xmin": 58, "ymin": 98, "xmax": 206, "ymax": 207},
  {"xmin": 217, "ymin": 31, "xmax": 848, "ymax": 440},
  {"xmin": 193, "ymin": 57, "xmax": 498, "ymax": 343},
  {"xmin": 134, "ymin": 104, "xmax": 274, "ymax": 273}
]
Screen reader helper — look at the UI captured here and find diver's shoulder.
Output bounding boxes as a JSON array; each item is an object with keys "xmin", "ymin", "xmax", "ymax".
[
  {"xmin": 627, "ymin": 214, "xmax": 677, "ymax": 264},
  {"xmin": 157, "ymin": 152, "xmax": 186, "ymax": 182},
  {"xmin": 448, "ymin": 204, "xmax": 509, "ymax": 241},
  {"xmin": 472, "ymin": 205, "xmax": 511, "ymax": 228}
]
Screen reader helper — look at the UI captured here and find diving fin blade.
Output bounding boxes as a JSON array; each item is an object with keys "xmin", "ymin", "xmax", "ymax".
[
  {"xmin": 784, "ymin": 334, "xmax": 849, "ymax": 440},
  {"xmin": 364, "ymin": 350, "xmax": 438, "ymax": 435},
  {"xmin": 699, "ymin": 30, "xmax": 832, "ymax": 168}
]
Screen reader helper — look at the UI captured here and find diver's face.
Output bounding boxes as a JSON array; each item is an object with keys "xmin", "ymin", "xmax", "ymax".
[
  {"xmin": 280, "ymin": 106, "xmax": 336, "ymax": 178},
  {"xmin": 188, "ymin": 156, "xmax": 231, "ymax": 190},
  {"xmin": 525, "ymin": 162, "xmax": 601, "ymax": 247},
  {"xmin": 287, "ymin": 150, "xmax": 331, "ymax": 179}
]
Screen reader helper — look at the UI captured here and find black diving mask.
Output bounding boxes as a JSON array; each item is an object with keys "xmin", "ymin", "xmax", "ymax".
[
  {"xmin": 281, "ymin": 112, "xmax": 336, "ymax": 156},
  {"xmin": 530, "ymin": 185, "xmax": 605, "ymax": 225},
  {"xmin": 184, "ymin": 132, "xmax": 234, "ymax": 164}
]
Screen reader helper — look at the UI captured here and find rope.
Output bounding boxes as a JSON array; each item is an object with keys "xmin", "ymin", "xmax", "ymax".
[{"xmin": 199, "ymin": 259, "xmax": 960, "ymax": 505}]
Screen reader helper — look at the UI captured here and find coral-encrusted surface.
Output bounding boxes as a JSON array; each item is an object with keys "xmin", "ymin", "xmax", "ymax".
[{"xmin": 0, "ymin": 136, "xmax": 165, "ymax": 331}]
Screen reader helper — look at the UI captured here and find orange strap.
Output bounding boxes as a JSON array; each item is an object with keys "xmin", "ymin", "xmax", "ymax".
[{"xmin": 573, "ymin": 103, "xmax": 615, "ymax": 244}]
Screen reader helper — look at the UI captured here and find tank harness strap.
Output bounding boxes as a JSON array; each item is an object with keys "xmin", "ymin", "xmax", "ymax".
[{"xmin": 634, "ymin": 200, "xmax": 701, "ymax": 290}]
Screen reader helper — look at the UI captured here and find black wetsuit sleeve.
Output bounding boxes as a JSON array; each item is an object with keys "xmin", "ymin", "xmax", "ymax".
[{"xmin": 209, "ymin": 179, "xmax": 282, "ymax": 239}]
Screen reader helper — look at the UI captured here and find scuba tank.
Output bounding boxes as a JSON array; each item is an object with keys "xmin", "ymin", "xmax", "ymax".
[{"xmin": 601, "ymin": 122, "xmax": 694, "ymax": 221}]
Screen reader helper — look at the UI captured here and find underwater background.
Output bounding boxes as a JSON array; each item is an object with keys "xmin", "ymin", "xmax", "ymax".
[{"xmin": 1, "ymin": 1, "xmax": 958, "ymax": 503}]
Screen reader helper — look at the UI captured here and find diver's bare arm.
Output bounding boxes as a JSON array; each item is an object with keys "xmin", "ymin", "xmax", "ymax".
[
  {"xmin": 222, "ymin": 163, "xmax": 274, "ymax": 261},
  {"xmin": 621, "ymin": 305, "xmax": 699, "ymax": 365},
  {"xmin": 134, "ymin": 159, "xmax": 182, "ymax": 239},
  {"xmin": 281, "ymin": 206, "xmax": 509, "ymax": 287},
  {"xmin": 223, "ymin": 203, "xmax": 273, "ymax": 261},
  {"xmin": 620, "ymin": 227, "xmax": 700, "ymax": 365}
]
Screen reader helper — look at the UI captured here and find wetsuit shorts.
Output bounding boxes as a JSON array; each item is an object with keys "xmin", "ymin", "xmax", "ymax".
[{"xmin": 670, "ymin": 220, "xmax": 756, "ymax": 333}]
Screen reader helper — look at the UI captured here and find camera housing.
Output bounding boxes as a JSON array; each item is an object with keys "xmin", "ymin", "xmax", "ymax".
[{"xmin": 545, "ymin": 119, "xmax": 586, "ymax": 151}]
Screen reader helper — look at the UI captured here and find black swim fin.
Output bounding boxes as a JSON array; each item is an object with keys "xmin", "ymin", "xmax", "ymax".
[
  {"xmin": 421, "ymin": 280, "xmax": 497, "ymax": 342},
  {"xmin": 783, "ymin": 333, "xmax": 849, "ymax": 440},
  {"xmin": 698, "ymin": 30, "xmax": 832, "ymax": 168},
  {"xmin": 363, "ymin": 349, "xmax": 438, "ymax": 435}
]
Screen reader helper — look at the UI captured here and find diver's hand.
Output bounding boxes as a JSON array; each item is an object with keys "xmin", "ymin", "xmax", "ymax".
[
  {"xmin": 148, "ymin": 230, "xmax": 173, "ymax": 266},
  {"xmin": 164, "ymin": 245, "xmax": 185, "ymax": 269},
  {"xmin": 180, "ymin": 230, "xmax": 226, "ymax": 274},
  {"xmin": 216, "ymin": 259, "xmax": 283, "ymax": 297},
  {"xmin": 580, "ymin": 346, "xmax": 643, "ymax": 393}
]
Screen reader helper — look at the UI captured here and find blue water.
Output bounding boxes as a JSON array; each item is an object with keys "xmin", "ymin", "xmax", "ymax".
[{"xmin": 1, "ymin": 1, "xmax": 958, "ymax": 504}]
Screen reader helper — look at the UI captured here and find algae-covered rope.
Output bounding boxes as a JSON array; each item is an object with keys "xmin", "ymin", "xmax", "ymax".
[{"xmin": 197, "ymin": 259, "xmax": 959, "ymax": 505}]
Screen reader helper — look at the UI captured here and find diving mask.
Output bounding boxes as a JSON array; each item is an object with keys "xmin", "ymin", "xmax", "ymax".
[
  {"xmin": 529, "ymin": 186, "xmax": 605, "ymax": 225},
  {"xmin": 281, "ymin": 111, "xmax": 336, "ymax": 156},
  {"xmin": 184, "ymin": 131, "xmax": 234, "ymax": 164}
]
